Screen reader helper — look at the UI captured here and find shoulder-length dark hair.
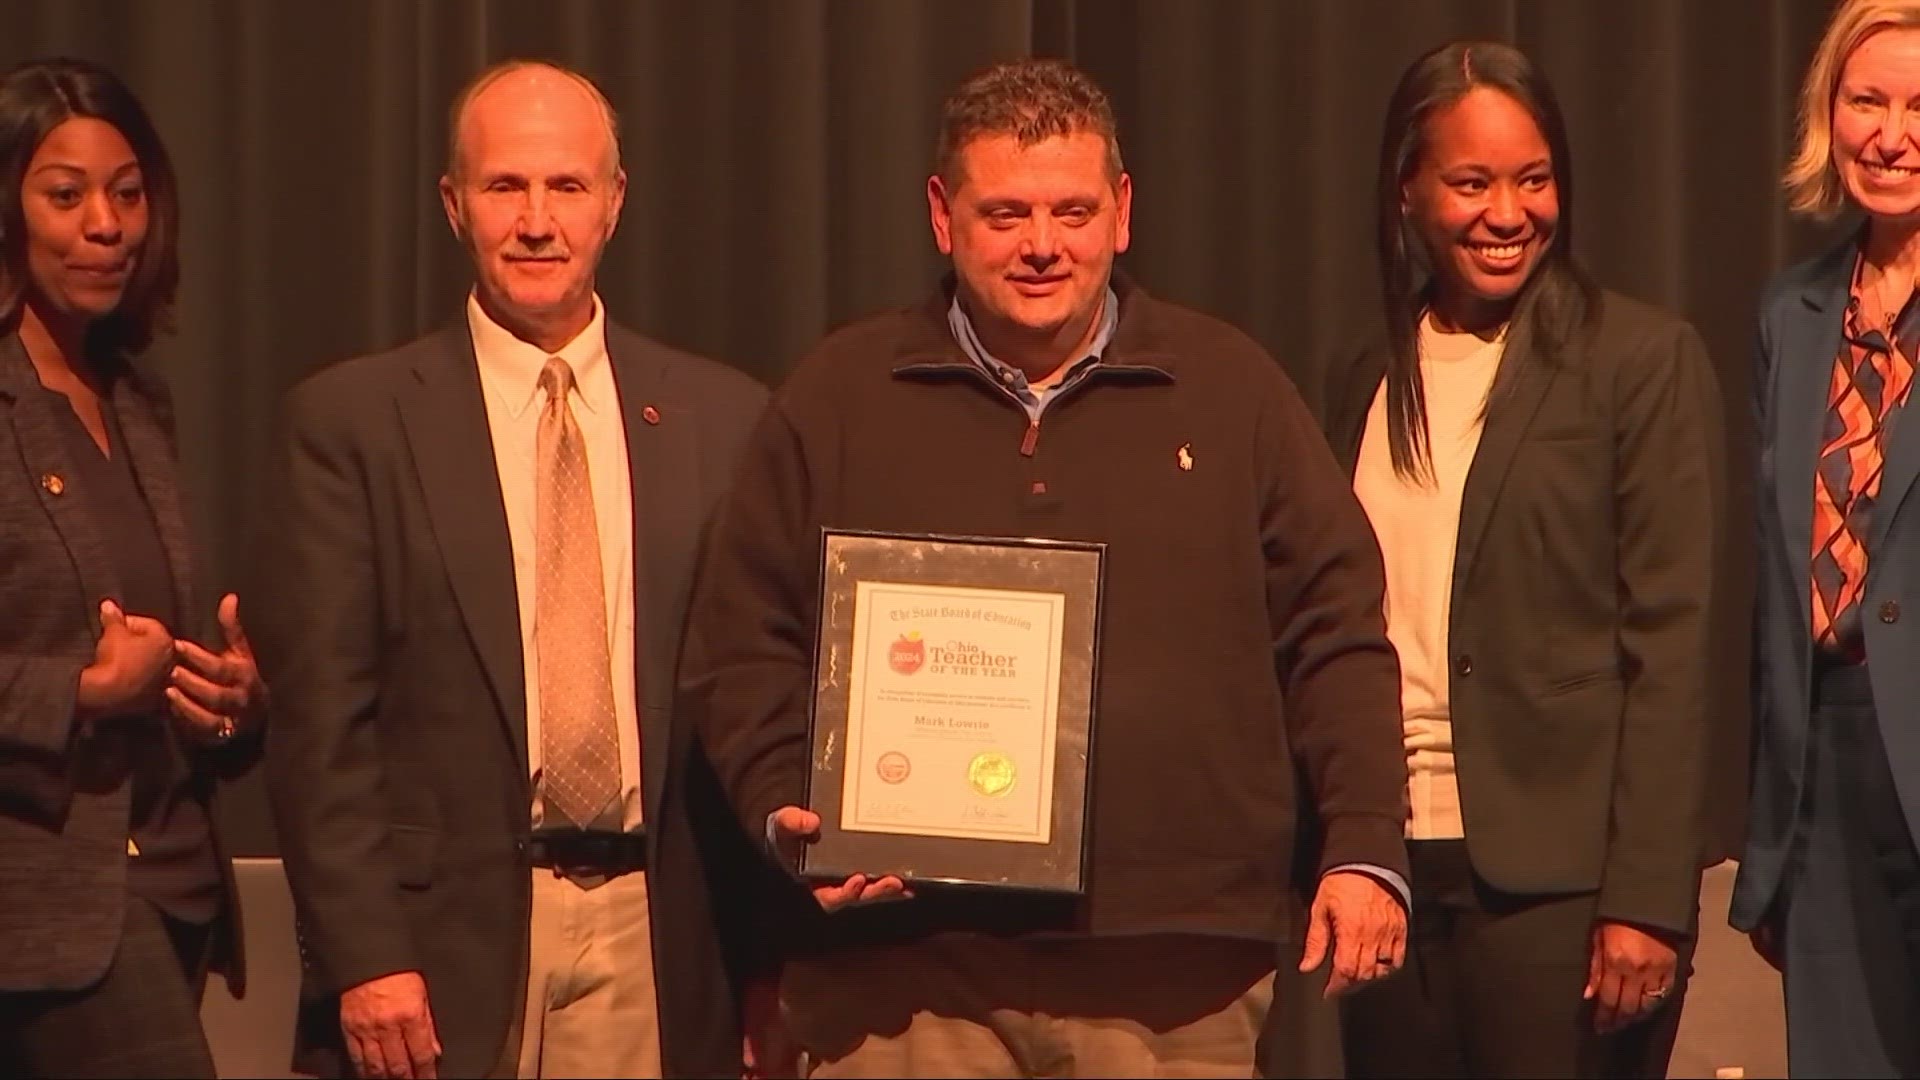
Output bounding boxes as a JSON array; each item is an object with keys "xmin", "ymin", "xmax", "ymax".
[
  {"xmin": 1376, "ymin": 40, "xmax": 1596, "ymax": 480},
  {"xmin": 0, "ymin": 57, "xmax": 179, "ymax": 357}
]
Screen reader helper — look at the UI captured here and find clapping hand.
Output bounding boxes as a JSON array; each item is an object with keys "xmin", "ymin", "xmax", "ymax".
[{"xmin": 166, "ymin": 593, "xmax": 266, "ymax": 747}]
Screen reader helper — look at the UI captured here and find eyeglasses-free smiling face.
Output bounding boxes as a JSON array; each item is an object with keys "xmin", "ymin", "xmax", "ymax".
[
  {"xmin": 1834, "ymin": 26, "xmax": 1920, "ymax": 223},
  {"xmin": 1402, "ymin": 86, "xmax": 1560, "ymax": 324},
  {"xmin": 20, "ymin": 116, "xmax": 149, "ymax": 324},
  {"xmin": 441, "ymin": 66, "xmax": 625, "ymax": 348},
  {"xmin": 929, "ymin": 130, "xmax": 1132, "ymax": 356}
]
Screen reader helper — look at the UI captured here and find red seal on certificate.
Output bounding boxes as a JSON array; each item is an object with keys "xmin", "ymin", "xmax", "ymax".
[
  {"xmin": 888, "ymin": 631, "xmax": 925, "ymax": 674},
  {"xmin": 876, "ymin": 751, "xmax": 911, "ymax": 784}
]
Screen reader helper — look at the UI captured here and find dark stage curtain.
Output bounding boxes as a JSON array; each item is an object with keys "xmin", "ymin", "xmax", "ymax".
[{"xmin": 6, "ymin": 0, "xmax": 1840, "ymax": 860}]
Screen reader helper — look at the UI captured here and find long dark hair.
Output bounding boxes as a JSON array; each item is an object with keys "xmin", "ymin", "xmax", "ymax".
[
  {"xmin": 1375, "ymin": 41, "xmax": 1595, "ymax": 480},
  {"xmin": 0, "ymin": 57, "xmax": 179, "ymax": 357}
]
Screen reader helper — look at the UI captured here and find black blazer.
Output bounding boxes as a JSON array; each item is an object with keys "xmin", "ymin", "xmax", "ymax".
[
  {"xmin": 254, "ymin": 321, "xmax": 768, "ymax": 1079},
  {"xmin": 0, "ymin": 332, "xmax": 251, "ymax": 994},
  {"xmin": 1317, "ymin": 290, "xmax": 1723, "ymax": 936}
]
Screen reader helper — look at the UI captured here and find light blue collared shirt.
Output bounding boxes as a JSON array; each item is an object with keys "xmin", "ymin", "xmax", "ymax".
[{"xmin": 946, "ymin": 287, "xmax": 1119, "ymax": 421}]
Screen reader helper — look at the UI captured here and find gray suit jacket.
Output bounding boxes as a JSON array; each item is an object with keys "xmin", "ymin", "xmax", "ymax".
[
  {"xmin": 255, "ymin": 319, "xmax": 769, "ymax": 1078},
  {"xmin": 0, "ymin": 331, "xmax": 250, "ymax": 993},
  {"xmin": 1319, "ymin": 289, "xmax": 1723, "ymax": 936}
]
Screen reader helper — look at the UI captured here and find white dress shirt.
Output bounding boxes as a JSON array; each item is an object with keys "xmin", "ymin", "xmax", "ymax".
[{"xmin": 468, "ymin": 294, "xmax": 644, "ymax": 832}]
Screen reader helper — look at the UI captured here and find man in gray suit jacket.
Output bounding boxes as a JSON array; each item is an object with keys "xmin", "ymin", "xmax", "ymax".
[{"xmin": 254, "ymin": 61, "xmax": 767, "ymax": 1079}]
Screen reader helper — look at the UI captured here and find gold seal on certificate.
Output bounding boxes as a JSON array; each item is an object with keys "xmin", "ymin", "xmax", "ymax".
[
  {"xmin": 968, "ymin": 752, "xmax": 1016, "ymax": 798},
  {"xmin": 801, "ymin": 530, "xmax": 1105, "ymax": 894}
]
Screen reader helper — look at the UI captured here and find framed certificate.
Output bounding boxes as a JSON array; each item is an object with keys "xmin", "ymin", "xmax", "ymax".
[{"xmin": 799, "ymin": 529, "xmax": 1105, "ymax": 894}]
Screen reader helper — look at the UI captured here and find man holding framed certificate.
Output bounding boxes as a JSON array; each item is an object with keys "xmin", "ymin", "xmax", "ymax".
[{"xmin": 681, "ymin": 58, "xmax": 1411, "ymax": 1079}]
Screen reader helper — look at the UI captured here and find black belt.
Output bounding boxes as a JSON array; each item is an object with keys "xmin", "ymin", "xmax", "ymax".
[{"xmin": 525, "ymin": 829, "xmax": 647, "ymax": 877}]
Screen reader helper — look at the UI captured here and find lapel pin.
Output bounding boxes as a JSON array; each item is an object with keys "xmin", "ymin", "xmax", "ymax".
[
  {"xmin": 1177, "ymin": 444, "xmax": 1194, "ymax": 471},
  {"xmin": 41, "ymin": 473, "xmax": 64, "ymax": 496},
  {"xmin": 642, "ymin": 405, "xmax": 661, "ymax": 425}
]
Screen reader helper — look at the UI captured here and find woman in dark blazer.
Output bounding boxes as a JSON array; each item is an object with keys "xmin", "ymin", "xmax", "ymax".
[
  {"xmin": 0, "ymin": 58, "xmax": 265, "ymax": 1078},
  {"xmin": 1315, "ymin": 41, "xmax": 1723, "ymax": 1079},
  {"xmin": 1733, "ymin": 2, "xmax": 1920, "ymax": 1074}
]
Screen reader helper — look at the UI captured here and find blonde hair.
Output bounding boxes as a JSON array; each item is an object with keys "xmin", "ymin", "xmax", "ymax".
[
  {"xmin": 1786, "ymin": 0, "xmax": 1920, "ymax": 217},
  {"xmin": 445, "ymin": 59, "xmax": 621, "ymax": 180}
]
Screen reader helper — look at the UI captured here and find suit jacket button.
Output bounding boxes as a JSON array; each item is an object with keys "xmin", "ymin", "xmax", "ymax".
[
  {"xmin": 1455, "ymin": 653, "xmax": 1473, "ymax": 676},
  {"xmin": 1882, "ymin": 600, "xmax": 1901, "ymax": 624}
]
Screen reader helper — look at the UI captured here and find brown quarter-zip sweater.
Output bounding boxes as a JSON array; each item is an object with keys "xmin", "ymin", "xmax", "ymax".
[{"xmin": 681, "ymin": 276, "xmax": 1408, "ymax": 950}]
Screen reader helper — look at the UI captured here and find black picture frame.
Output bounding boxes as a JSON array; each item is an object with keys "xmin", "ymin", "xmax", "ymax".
[{"xmin": 799, "ymin": 528, "xmax": 1105, "ymax": 894}]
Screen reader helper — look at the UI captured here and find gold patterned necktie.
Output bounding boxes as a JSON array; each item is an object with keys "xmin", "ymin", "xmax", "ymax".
[{"xmin": 535, "ymin": 356, "xmax": 621, "ymax": 830}]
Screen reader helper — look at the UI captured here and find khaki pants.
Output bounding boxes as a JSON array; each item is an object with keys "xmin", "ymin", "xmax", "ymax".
[
  {"xmin": 782, "ymin": 933, "xmax": 1275, "ymax": 1078},
  {"xmin": 495, "ymin": 868, "xmax": 663, "ymax": 1079}
]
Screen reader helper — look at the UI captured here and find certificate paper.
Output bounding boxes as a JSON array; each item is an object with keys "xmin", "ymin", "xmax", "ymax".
[
  {"xmin": 841, "ymin": 580, "xmax": 1066, "ymax": 843},
  {"xmin": 802, "ymin": 529, "xmax": 1104, "ymax": 894}
]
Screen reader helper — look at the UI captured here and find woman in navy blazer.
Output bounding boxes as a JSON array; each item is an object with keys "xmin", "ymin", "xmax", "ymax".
[
  {"xmin": 0, "ymin": 58, "xmax": 266, "ymax": 1077},
  {"xmin": 1733, "ymin": 1, "xmax": 1920, "ymax": 1074}
]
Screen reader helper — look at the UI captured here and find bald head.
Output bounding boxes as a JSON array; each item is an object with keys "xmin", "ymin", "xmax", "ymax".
[
  {"xmin": 446, "ymin": 60, "xmax": 621, "ymax": 181},
  {"xmin": 438, "ymin": 59, "xmax": 627, "ymax": 354}
]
